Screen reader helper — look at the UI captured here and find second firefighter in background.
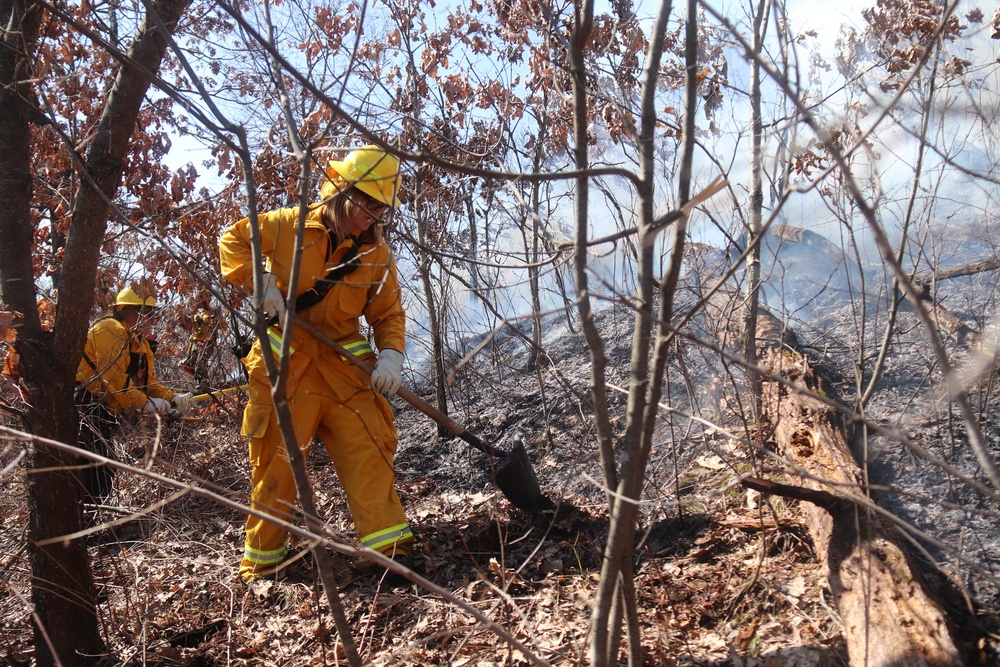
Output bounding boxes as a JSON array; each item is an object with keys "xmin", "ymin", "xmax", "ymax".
[
  {"xmin": 219, "ymin": 145, "xmax": 413, "ymax": 583},
  {"xmin": 75, "ymin": 286, "xmax": 195, "ymax": 501}
]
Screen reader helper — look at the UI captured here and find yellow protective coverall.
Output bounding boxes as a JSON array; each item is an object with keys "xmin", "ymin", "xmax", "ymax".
[
  {"xmin": 219, "ymin": 204, "xmax": 413, "ymax": 581},
  {"xmin": 76, "ymin": 317, "xmax": 178, "ymax": 413}
]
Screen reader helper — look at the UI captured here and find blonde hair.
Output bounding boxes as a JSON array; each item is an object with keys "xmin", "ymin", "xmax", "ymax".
[{"xmin": 321, "ymin": 181, "xmax": 384, "ymax": 246}]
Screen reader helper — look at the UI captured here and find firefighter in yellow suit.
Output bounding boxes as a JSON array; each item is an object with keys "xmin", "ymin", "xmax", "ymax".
[
  {"xmin": 219, "ymin": 146, "xmax": 414, "ymax": 583},
  {"xmin": 75, "ymin": 287, "xmax": 194, "ymax": 500}
]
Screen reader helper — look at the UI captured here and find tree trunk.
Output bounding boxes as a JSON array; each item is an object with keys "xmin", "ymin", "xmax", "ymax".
[
  {"xmin": 0, "ymin": 0, "xmax": 105, "ymax": 662},
  {"xmin": 741, "ymin": 0, "xmax": 767, "ymax": 425},
  {"xmin": 0, "ymin": 0, "xmax": 192, "ymax": 663},
  {"xmin": 22, "ymin": 403, "xmax": 104, "ymax": 666},
  {"xmin": 402, "ymin": 50, "xmax": 450, "ymax": 432},
  {"xmin": 754, "ymin": 307, "xmax": 965, "ymax": 667},
  {"xmin": 525, "ymin": 92, "xmax": 548, "ymax": 373}
]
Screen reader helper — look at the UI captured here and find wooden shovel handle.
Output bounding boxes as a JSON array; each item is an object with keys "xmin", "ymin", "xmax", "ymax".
[
  {"xmin": 193, "ymin": 384, "xmax": 249, "ymax": 402},
  {"xmin": 289, "ymin": 315, "xmax": 505, "ymax": 458}
]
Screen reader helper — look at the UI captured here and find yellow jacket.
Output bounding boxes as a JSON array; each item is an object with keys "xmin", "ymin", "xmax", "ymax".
[
  {"xmin": 76, "ymin": 317, "xmax": 177, "ymax": 414},
  {"xmin": 218, "ymin": 204, "xmax": 405, "ymax": 387}
]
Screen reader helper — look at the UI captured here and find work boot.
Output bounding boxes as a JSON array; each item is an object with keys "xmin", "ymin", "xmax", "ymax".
[
  {"xmin": 243, "ymin": 548, "xmax": 313, "ymax": 585},
  {"xmin": 379, "ymin": 554, "xmax": 415, "ymax": 589}
]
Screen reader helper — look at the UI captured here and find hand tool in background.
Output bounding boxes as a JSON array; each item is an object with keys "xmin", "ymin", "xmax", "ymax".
[{"xmin": 192, "ymin": 384, "xmax": 249, "ymax": 402}]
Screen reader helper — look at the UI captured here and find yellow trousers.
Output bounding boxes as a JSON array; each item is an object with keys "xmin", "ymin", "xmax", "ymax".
[{"xmin": 239, "ymin": 360, "xmax": 413, "ymax": 581}]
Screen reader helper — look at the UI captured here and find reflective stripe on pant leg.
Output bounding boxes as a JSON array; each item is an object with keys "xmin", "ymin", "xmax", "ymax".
[
  {"xmin": 239, "ymin": 365, "xmax": 323, "ymax": 582},
  {"xmin": 361, "ymin": 523, "xmax": 414, "ymax": 552},
  {"xmin": 316, "ymin": 369, "xmax": 411, "ymax": 558},
  {"xmin": 240, "ymin": 430, "xmax": 298, "ymax": 581},
  {"xmin": 244, "ymin": 543, "xmax": 288, "ymax": 567}
]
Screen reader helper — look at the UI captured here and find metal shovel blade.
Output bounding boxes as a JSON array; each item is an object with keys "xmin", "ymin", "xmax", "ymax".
[{"xmin": 492, "ymin": 436, "xmax": 548, "ymax": 513}]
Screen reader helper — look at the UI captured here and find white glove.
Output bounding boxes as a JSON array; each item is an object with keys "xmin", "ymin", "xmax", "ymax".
[
  {"xmin": 171, "ymin": 392, "xmax": 194, "ymax": 415},
  {"xmin": 258, "ymin": 273, "xmax": 285, "ymax": 320},
  {"xmin": 370, "ymin": 348, "xmax": 404, "ymax": 396},
  {"xmin": 143, "ymin": 396, "xmax": 173, "ymax": 415}
]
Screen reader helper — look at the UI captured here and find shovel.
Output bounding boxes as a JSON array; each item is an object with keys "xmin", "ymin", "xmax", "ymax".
[
  {"xmin": 289, "ymin": 315, "xmax": 547, "ymax": 512},
  {"xmin": 192, "ymin": 384, "xmax": 249, "ymax": 402}
]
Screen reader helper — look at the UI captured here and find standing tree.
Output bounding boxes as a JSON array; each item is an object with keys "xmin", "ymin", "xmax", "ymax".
[{"xmin": 0, "ymin": 0, "xmax": 192, "ymax": 662}]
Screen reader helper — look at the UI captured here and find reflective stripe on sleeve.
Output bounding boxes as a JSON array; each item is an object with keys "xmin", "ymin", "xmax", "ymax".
[
  {"xmin": 360, "ymin": 523, "xmax": 414, "ymax": 551},
  {"xmin": 267, "ymin": 327, "xmax": 296, "ymax": 356},
  {"xmin": 340, "ymin": 339, "xmax": 373, "ymax": 360}
]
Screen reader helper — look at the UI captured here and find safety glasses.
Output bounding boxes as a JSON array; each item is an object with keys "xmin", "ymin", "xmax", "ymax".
[{"xmin": 350, "ymin": 190, "xmax": 390, "ymax": 219}]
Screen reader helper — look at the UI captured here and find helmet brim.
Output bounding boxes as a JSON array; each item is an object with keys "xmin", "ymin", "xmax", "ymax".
[{"xmin": 328, "ymin": 163, "xmax": 401, "ymax": 207}]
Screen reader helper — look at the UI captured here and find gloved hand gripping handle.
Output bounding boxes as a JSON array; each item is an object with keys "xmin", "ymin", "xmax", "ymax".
[
  {"xmin": 288, "ymin": 316, "xmax": 505, "ymax": 457},
  {"xmin": 287, "ymin": 315, "xmax": 547, "ymax": 513}
]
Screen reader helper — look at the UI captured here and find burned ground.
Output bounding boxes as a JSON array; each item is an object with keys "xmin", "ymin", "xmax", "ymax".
[{"xmin": 2, "ymin": 253, "xmax": 1000, "ymax": 664}]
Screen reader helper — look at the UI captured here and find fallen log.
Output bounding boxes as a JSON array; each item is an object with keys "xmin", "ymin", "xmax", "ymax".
[
  {"xmin": 913, "ymin": 255, "xmax": 1000, "ymax": 284},
  {"xmin": 750, "ymin": 307, "xmax": 966, "ymax": 666},
  {"xmin": 897, "ymin": 296, "xmax": 978, "ymax": 347}
]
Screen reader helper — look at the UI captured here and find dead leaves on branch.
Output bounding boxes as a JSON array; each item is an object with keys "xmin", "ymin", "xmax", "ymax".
[{"xmin": 861, "ymin": 0, "xmax": 969, "ymax": 88}]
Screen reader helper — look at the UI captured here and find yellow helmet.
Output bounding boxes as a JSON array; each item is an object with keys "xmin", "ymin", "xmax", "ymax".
[
  {"xmin": 322, "ymin": 145, "xmax": 402, "ymax": 207},
  {"xmin": 115, "ymin": 287, "xmax": 157, "ymax": 309}
]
